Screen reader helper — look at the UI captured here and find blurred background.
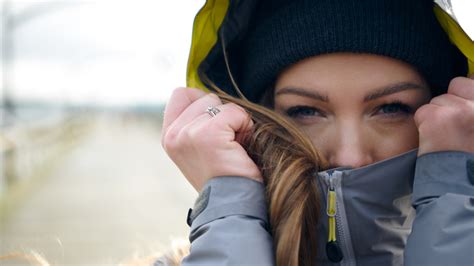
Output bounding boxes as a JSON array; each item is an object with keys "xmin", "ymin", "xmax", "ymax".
[
  {"xmin": 1, "ymin": 0, "xmax": 473, "ymax": 265},
  {"xmin": 0, "ymin": 0, "xmax": 204, "ymax": 265}
]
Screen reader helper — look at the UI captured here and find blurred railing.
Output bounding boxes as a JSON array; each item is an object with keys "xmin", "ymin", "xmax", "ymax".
[{"xmin": 0, "ymin": 112, "xmax": 92, "ymax": 199}]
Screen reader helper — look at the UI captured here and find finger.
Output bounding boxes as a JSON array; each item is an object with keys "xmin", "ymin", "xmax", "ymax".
[
  {"xmin": 162, "ymin": 87, "xmax": 207, "ymax": 132},
  {"xmin": 179, "ymin": 103, "xmax": 252, "ymax": 147},
  {"xmin": 447, "ymin": 77, "xmax": 474, "ymax": 100},
  {"xmin": 167, "ymin": 93, "xmax": 222, "ymax": 134},
  {"xmin": 430, "ymin": 93, "xmax": 467, "ymax": 107},
  {"xmin": 211, "ymin": 103, "xmax": 252, "ymax": 135},
  {"xmin": 235, "ymin": 118, "xmax": 255, "ymax": 145},
  {"xmin": 414, "ymin": 103, "xmax": 442, "ymax": 128}
]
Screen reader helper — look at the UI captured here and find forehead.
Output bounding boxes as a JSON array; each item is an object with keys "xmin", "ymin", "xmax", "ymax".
[{"xmin": 275, "ymin": 53, "xmax": 426, "ymax": 96}]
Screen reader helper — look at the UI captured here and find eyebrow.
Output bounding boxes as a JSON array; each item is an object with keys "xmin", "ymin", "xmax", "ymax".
[
  {"xmin": 275, "ymin": 87, "xmax": 329, "ymax": 102},
  {"xmin": 275, "ymin": 82, "xmax": 426, "ymax": 102},
  {"xmin": 363, "ymin": 82, "xmax": 427, "ymax": 102}
]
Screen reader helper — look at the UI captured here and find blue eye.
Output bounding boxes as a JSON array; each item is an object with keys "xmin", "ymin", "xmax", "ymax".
[
  {"xmin": 286, "ymin": 106, "xmax": 322, "ymax": 118},
  {"xmin": 378, "ymin": 102, "xmax": 413, "ymax": 116}
]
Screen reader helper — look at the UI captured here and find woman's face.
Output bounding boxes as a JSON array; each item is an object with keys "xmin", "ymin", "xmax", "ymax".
[{"xmin": 274, "ymin": 53, "xmax": 431, "ymax": 168}]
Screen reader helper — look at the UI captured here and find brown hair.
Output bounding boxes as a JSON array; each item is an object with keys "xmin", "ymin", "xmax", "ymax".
[
  {"xmin": 154, "ymin": 85, "xmax": 327, "ymax": 266},
  {"xmin": 209, "ymin": 86, "xmax": 327, "ymax": 266},
  {"xmin": 125, "ymin": 86, "xmax": 327, "ymax": 266},
  {"xmin": 0, "ymin": 91, "xmax": 326, "ymax": 266},
  {"xmin": 203, "ymin": 33, "xmax": 329, "ymax": 265},
  {"xmin": 1, "ymin": 41, "xmax": 327, "ymax": 266}
]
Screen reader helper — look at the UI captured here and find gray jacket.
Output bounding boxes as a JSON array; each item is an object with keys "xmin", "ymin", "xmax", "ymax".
[{"xmin": 181, "ymin": 150, "xmax": 474, "ymax": 265}]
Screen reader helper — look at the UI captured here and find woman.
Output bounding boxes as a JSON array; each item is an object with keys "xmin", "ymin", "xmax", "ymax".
[{"xmin": 161, "ymin": 0, "xmax": 474, "ymax": 265}]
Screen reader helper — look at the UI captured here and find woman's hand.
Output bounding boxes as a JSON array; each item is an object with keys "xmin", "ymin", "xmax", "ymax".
[
  {"xmin": 415, "ymin": 76, "xmax": 474, "ymax": 156},
  {"xmin": 161, "ymin": 87, "xmax": 262, "ymax": 192}
]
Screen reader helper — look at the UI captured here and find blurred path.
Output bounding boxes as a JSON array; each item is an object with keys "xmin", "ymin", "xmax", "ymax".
[{"xmin": 0, "ymin": 113, "xmax": 197, "ymax": 265}]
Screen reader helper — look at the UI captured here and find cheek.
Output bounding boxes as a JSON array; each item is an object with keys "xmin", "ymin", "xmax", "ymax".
[
  {"xmin": 293, "ymin": 119, "xmax": 420, "ymax": 163},
  {"xmin": 295, "ymin": 123, "xmax": 332, "ymax": 152},
  {"xmin": 369, "ymin": 119, "xmax": 420, "ymax": 158}
]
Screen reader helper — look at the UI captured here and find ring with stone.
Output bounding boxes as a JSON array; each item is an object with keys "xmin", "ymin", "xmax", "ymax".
[{"xmin": 206, "ymin": 106, "xmax": 221, "ymax": 117}]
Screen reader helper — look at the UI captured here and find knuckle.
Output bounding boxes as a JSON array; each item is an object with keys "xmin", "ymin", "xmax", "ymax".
[
  {"xmin": 429, "ymin": 94, "xmax": 445, "ymax": 105},
  {"xmin": 456, "ymin": 101, "xmax": 471, "ymax": 113},
  {"xmin": 162, "ymin": 128, "xmax": 180, "ymax": 153},
  {"xmin": 207, "ymin": 93, "xmax": 222, "ymax": 103},
  {"xmin": 448, "ymin": 76, "xmax": 465, "ymax": 89},
  {"xmin": 163, "ymin": 123, "xmax": 201, "ymax": 154},
  {"xmin": 433, "ymin": 108, "xmax": 450, "ymax": 121},
  {"xmin": 420, "ymin": 110, "xmax": 446, "ymax": 130},
  {"xmin": 170, "ymin": 87, "xmax": 188, "ymax": 97},
  {"xmin": 226, "ymin": 102, "xmax": 240, "ymax": 110},
  {"xmin": 163, "ymin": 120, "xmax": 214, "ymax": 157},
  {"xmin": 457, "ymin": 102, "xmax": 474, "ymax": 124},
  {"xmin": 416, "ymin": 105, "xmax": 452, "ymax": 128},
  {"xmin": 174, "ymin": 86, "xmax": 187, "ymax": 92},
  {"xmin": 227, "ymin": 102, "xmax": 249, "ymax": 117},
  {"xmin": 185, "ymin": 122, "xmax": 208, "ymax": 144},
  {"xmin": 448, "ymin": 76, "xmax": 474, "ymax": 95},
  {"xmin": 183, "ymin": 124, "xmax": 198, "ymax": 141},
  {"xmin": 414, "ymin": 104, "xmax": 430, "ymax": 123}
]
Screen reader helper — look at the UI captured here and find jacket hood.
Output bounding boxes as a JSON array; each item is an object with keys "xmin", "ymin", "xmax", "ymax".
[
  {"xmin": 187, "ymin": 0, "xmax": 473, "ymax": 98},
  {"xmin": 316, "ymin": 149, "xmax": 418, "ymax": 265}
]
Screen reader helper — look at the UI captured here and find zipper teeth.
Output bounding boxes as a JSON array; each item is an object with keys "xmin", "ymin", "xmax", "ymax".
[
  {"xmin": 334, "ymin": 178, "xmax": 357, "ymax": 266},
  {"xmin": 335, "ymin": 198, "xmax": 344, "ymax": 243},
  {"xmin": 323, "ymin": 171, "xmax": 356, "ymax": 266},
  {"xmin": 335, "ymin": 187, "xmax": 349, "ymax": 266}
]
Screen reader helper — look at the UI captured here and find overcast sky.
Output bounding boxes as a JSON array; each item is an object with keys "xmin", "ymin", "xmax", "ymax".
[
  {"xmin": 2, "ymin": 0, "xmax": 204, "ymax": 106},
  {"xmin": 1, "ymin": 0, "xmax": 473, "ymax": 106}
]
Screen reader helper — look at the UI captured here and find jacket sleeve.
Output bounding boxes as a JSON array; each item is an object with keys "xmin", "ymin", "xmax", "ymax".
[
  {"xmin": 181, "ymin": 176, "xmax": 275, "ymax": 266},
  {"xmin": 405, "ymin": 151, "xmax": 474, "ymax": 265}
]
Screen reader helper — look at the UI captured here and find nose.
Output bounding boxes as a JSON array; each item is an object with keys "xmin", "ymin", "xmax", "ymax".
[{"xmin": 327, "ymin": 125, "xmax": 374, "ymax": 169}]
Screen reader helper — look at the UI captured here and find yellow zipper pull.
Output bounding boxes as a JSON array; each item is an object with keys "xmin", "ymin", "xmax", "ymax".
[
  {"xmin": 327, "ymin": 189, "xmax": 337, "ymax": 242},
  {"xmin": 326, "ymin": 183, "xmax": 343, "ymax": 262}
]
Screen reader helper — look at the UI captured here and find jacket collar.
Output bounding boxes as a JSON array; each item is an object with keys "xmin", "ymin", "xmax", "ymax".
[{"xmin": 316, "ymin": 149, "xmax": 417, "ymax": 265}]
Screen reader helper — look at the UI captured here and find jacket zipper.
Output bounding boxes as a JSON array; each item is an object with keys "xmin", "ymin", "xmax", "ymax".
[
  {"xmin": 321, "ymin": 170, "xmax": 357, "ymax": 266},
  {"xmin": 325, "ymin": 175, "xmax": 342, "ymax": 262}
]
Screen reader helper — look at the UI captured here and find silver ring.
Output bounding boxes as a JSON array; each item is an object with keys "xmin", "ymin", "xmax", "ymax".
[{"xmin": 206, "ymin": 106, "xmax": 221, "ymax": 117}]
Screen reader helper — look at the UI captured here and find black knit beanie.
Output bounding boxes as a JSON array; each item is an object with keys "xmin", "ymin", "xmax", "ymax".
[{"xmin": 236, "ymin": 0, "xmax": 467, "ymax": 102}]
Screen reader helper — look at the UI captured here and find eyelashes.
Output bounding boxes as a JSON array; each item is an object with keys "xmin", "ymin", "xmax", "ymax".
[
  {"xmin": 284, "ymin": 101, "xmax": 414, "ymax": 120},
  {"xmin": 286, "ymin": 106, "xmax": 322, "ymax": 118},
  {"xmin": 376, "ymin": 101, "xmax": 413, "ymax": 116}
]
